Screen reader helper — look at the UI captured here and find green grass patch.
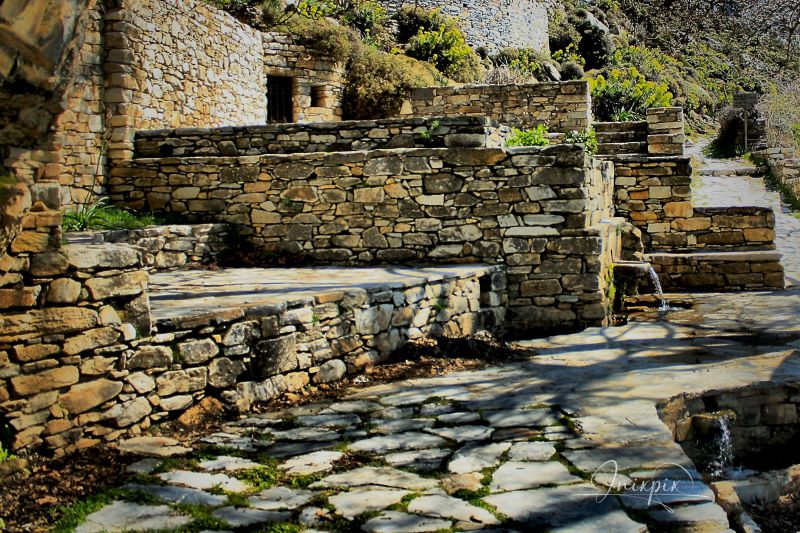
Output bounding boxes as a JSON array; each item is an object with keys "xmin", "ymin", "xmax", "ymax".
[
  {"xmin": 173, "ymin": 502, "xmax": 230, "ymax": 530},
  {"xmin": 224, "ymin": 492, "xmax": 251, "ymax": 508},
  {"xmin": 62, "ymin": 198, "xmax": 171, "ymax": 232},
  {"xmin": 234, "ymin": 464, "xmax": 282, "ymax": 491},
  {"xmin": 50, "ymin": 487, "xmax": 161, "ymax": 533}
]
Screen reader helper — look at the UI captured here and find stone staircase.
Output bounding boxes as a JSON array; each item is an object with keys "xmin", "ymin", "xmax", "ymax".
[{"xmin": 595, "ymin": 121, "xmax": 648, "ymax": 157}]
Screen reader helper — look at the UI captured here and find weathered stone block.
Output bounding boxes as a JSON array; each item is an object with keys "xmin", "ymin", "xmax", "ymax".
[
  {"xmin": 85, "ymin": 271, "xmax": 148, "ymax": 300},
  {"xmin": 128, "ymin": 346, "xmax": 172, "ymax": 369},
  {"xmin": 11, "ymin": 366, "xmax": 79, "ymax": 396},
  {"xmin": 63, "ymin": 327, "xmax": 120, "ymax": 355},
  {"xmin": 178, "ymin": 338, "xmax": 219, "ymax": 364},
  {"xmin": 59, "ymin": 379, "xmax": 123, "ymax": 415},
  {"xmin": 253, "ymin": 335, "xmax": 298, "ymax": 378}
]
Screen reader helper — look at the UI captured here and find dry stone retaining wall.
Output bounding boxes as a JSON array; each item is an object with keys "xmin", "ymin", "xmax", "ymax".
[
  {"xmin": 133, "ymin": 117, "xmax": 510, "ymax": 158},
  {"xmin": 1, "ymin": 239, "xmax": 503, "ymax": 454},
  {"xmin": 377, "ymin": 0, "xmax": 549, "ymax": 55},
  {"xmin": 66, "ymin": 224, "xmax": 230, "ymax": 271},
  {"xmin": 110, "ymin": 145, "xmax": 617, "ymax": 331},
  {"xmin": 400, "ymin": 81, "xmax": 591, "ymax": 133},
  {"xmin": 756, "ymin": 147, "xmax": 800, "ymax": 200},
  {"xmin": 647, "ymin": 251, "xmax": 784, "ymax": 291}
]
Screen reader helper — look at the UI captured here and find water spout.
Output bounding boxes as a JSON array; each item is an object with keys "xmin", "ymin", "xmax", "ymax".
[
  {"xmin": 707, "ymin": 413, "xmax": 735, "ymax": 479},
  {"xmin": 647, "ymin": 266, "xmax": 670, "ymax": 311}
]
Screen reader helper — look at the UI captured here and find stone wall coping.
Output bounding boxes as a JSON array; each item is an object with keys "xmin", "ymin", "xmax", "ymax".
[
  {"xmin": 411, "ymin": 80, "xmax": 588, "ymax": 96},
  {"xmin": 646, "ymin": 251, "xmax": 783, "ymax": 262},
  {"xmin": 693, "ymin": 206, "xmax": 774, "ymax": 215},
  {"xmin": 153, "ymin": 264, "xmax": 502, "ymax": 331},
  {"xmin": 609, "ymin": 154, "xmax": 692, "ymax": 164},
  {"xmin": 124, "ymin": 144, "xmax": 589, "ymax": 166},
  {"xmin": 136, "ymin": 116, "xmax": 500, "ymax": 139}
]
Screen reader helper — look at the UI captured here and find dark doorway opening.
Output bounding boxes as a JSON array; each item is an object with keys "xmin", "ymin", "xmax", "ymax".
[{"xmin": 267, "ymin": 76, "xmax": 294, "ymax": 123}]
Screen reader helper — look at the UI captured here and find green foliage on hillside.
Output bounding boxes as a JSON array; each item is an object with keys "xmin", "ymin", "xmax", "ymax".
[
  {"xmin": 589, "ymin": 65, "xmax": 672, "ymax": 121},
  {"xmin": 549, "ymin": 0, "xmax": 800, "ymax": 127},
  {"xmin": 397, "ymin": 6, "xmax": 484, "ymax": 83}
]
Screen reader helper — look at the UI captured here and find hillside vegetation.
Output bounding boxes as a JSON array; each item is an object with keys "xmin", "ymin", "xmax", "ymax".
[{"xmin": 211, "ymin": 0, "xmax": 800, "ymax": 130}]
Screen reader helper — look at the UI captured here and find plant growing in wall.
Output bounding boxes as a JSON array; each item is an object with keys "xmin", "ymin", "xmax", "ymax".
[
  {"xmin": 507, "ymin": 125, "xmax": 550, "ymax": 147},
  {"xmin": 419, "ymin": 119, "xmax": 441, "ymax": 145},
  {"xmin": 564, "ymin": 127, "xmax": 599, "ymax": 155}
]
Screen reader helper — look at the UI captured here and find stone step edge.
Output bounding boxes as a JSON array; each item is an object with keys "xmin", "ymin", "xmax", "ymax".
[{"xmin": 152, "ymin": 264, "xmax": 503, "ymax": 331}]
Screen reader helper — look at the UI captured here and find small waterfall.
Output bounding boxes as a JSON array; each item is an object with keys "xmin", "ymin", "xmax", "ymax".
[
  {"xmin": 708, "ymin": 414, "xmax": 735, "ymax": 479},
  {"xmin": 647, "ymin": 266, "xmax": 670, "ymax": 311}
]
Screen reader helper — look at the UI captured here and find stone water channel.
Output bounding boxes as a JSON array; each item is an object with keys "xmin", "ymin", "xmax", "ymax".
[{"xmin": 72, "ymin": 152, "xmax": 800, "ymax": 532}]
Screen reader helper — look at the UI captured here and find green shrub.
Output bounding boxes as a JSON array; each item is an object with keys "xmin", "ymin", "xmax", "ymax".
[
  {"xmin": 564, "ymin": 127, "xmax": 598, "ymax": 155},
  {"xmin": 793, "ymin": 124, "xmax": 800, "ymax": 147},
  {"xmin": 560, "ymin": 60, "xmax": 584, "ymax": 80},
  {"xmin": 589, "ymin": 66, "xmax": 672, "ymax": 121},
  {"xmin": 492, "ymin": 48, "xmax": 549, "ymax": 80},
  {"xmin": 552, "ymin": 43, "xmax": 585, "ymax": 67},
  {"xmin": 406, "ymin": 18, "xmax": 483, "ymax": 82},
  {"xmin": 549, "ymin": 7, "xmax": 581, "ymax": 52},
  {"xmin": 340, "ymin": 0, "xmax": 388, "ymax": 39},
  {"xmin": 283, "ymin": 14, "xmax": 355, "ymax": 58},
  {"xmin": 393, "ymin": 5, "xmax": 446, "ymax": 43},
  {"xmin": 343, "ymin": 46, "xmax": 439, "ymax": 119},
  {"xmin": 507, "ymin": 125, "xmax": 550, "ymax": 147}
]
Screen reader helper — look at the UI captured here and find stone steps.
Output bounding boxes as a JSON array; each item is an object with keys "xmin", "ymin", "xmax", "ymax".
[
  {"xmin": 646, "ymin": 250, "xmax": 784, "ymax": 291},
  {"xmin": 596, "ymin": 141, "xmax": 648, "ymax": 156}
]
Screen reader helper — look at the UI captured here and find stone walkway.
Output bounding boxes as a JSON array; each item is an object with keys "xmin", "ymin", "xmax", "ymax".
[
  {"xmin": 689, "ymin": 142, "xmax": 800, "ymax": 282},
  {"xmin": 73, "ymin": 286, "xmax": 800, "ymax": 533}
]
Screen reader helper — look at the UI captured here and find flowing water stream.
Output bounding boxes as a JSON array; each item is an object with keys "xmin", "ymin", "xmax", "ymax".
[{"xmin": 647, "ymin": 266, "xmax": 671, "ymax": 311}]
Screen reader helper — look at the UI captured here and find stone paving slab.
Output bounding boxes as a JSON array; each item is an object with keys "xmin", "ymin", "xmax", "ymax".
[
  {"xmin": 148, "ymin": 265, "xmax": 497, "ymax": 319},
  {"xmin": 71, "ymin": 289, "xmax": 800, "ymax": 532}
]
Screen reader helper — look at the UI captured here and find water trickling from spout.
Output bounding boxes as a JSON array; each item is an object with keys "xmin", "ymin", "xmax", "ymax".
[
  {"xmin": 647, "ymin": 266, "xmax": 670, "ymax": 311},
  {"xmin": 708, "ymin": 414, "xmax": 735, "ymax": 479}
]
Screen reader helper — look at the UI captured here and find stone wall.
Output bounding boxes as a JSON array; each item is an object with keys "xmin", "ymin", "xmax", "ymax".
[
  {"xmin": 646, "ymin": 108, "xmax": 685, "ymax": 156},
  {"xmin": 5, "ymin": 0, "xmax": 345, "ymax": 207},
  {"xmin": 756, "ymin": 147, "xmax": 800, "ymax": 200},
  {"xmin": 109, "ymin": 145, "xmax": 618, "ymax": 331},
  {"xmin": 133, "ymin": 117, "xmax": 511, "ymax": 158},
  {"xmin": 399, "ymin": 81, "xmax": 591, "ymax": 133},
  {"xmin": 647, "ymin": 251, "xmax": 784, "ymax": 291},
  {"xmin": 1, "ymin": 213, "xmax": 152, "ymax": 454},
  {"xmin": 65, "ymin": 224, "xmax": 230, "ymax": 271},
  {"xmin": 262, "ymin": 33, "xmax": 344, "ymax": 123},
  {"xmin": 660, "ymin": 383, "xmax": 800, "ymax": 462},
  {"xmin": 377, "ymin": 0, "xmax": 549, "ymax": 55},
  {"xmin": 1, "ymin": 248, "xmax": 503, "ymax": 454}
]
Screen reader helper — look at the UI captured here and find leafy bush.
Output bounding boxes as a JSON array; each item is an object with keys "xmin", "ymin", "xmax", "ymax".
[
  {"xmin": 560, "ymin": 61, "xmax": 584, "ymax": 80},
  {"xmin": 757, "ymin": 80, "xmax": 800, "ymax": 149},
  {"xmin": 393, "ymin": 5, "xmax": 446, "ymax": 43},
  {"xmin": 406, "ymin": 15, "xmax": 483, "ymax": 82},
  {"xmin": 549, "ymin": 7, "xmax": 581, "ymax": 52},
  {"xmin": 340, "ymin": 0, "xmax": 387, "ymax": 39},
  {"xmin": 552, "ymin": 43, "xmax": 585, "ymax": 67},
  {"xmin": 589, "ymin": 66, "xmax": 672, "ymax": 121},
  {"xmin": 507, "ymin": 125, "xmax": 550, "ymax": 147},
  {"xmin": 564, "ymin": 127, "xmax": 598, "ymax": 155},
  {"xmin": 343, "ymin": 46, "xmax": 439, "ymax": 119},
  {"xmin": 492, "ymin": 48, "xmax": 549, "ymax": 80}
]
